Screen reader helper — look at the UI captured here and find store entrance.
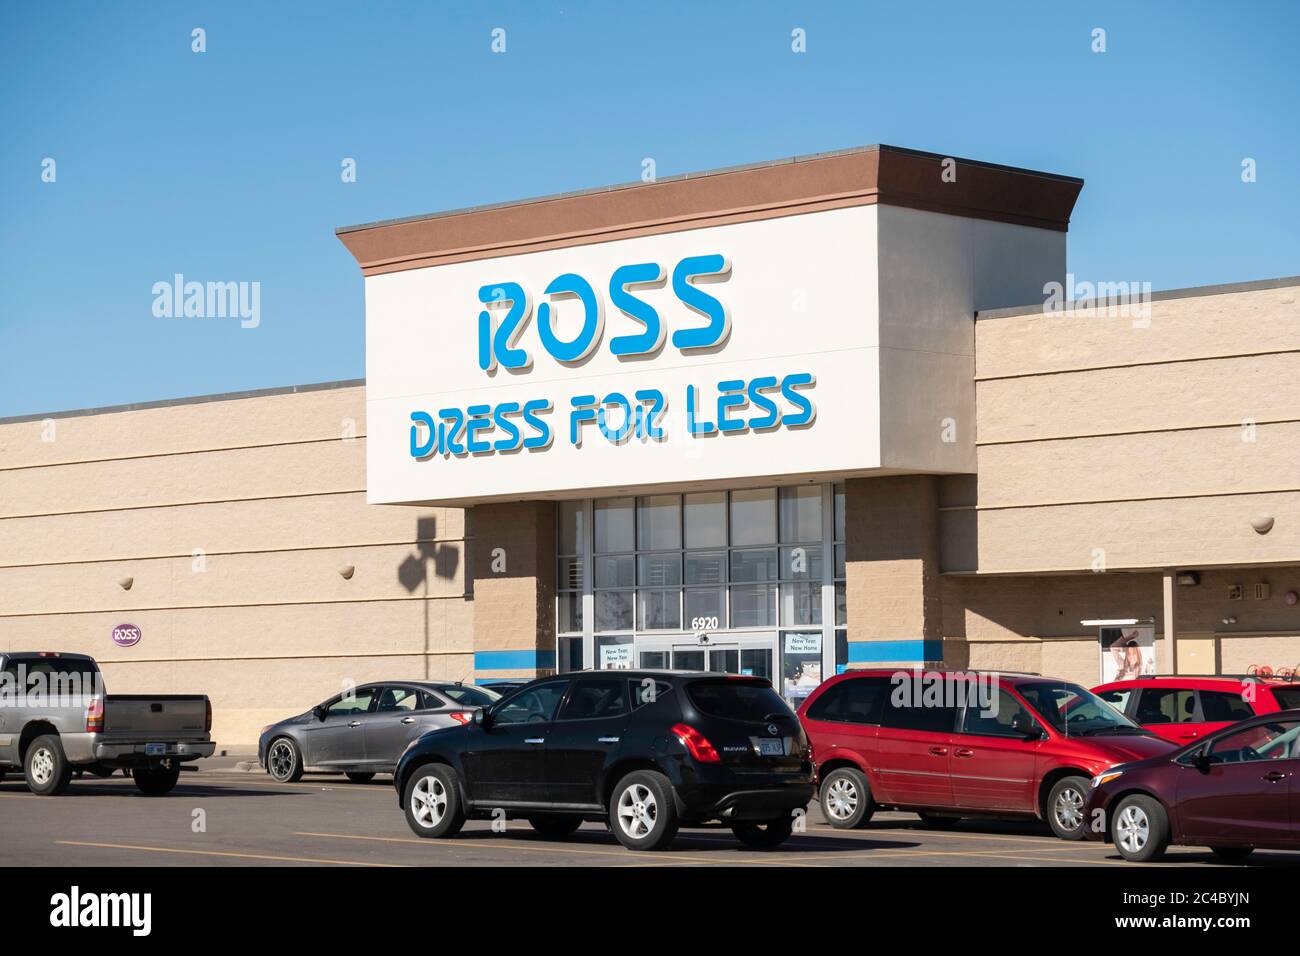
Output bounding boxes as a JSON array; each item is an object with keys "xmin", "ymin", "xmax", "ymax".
[{"xmin": 637, "ymin": 636, "xmax": 776, "ymax": 687}]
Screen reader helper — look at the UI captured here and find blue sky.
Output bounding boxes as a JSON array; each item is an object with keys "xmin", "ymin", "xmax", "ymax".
[{"xmin": 1, "ymin": 0, "xmax": 1296, "ymax": 417}]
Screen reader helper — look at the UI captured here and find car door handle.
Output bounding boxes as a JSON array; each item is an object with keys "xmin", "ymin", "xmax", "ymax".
[
  {"xmin": 401, "ymin": 717, "xmax": 416, "ymax": 724},
  {"xmin": 347, "ymin": 721, "xmax": 361, "ymax": 728},
  {"xmin": 597, "ymin": 737, "xmax": 620, "ymax": 743},
  {"xmin": 955, "ymin": 748, "xmax": 974, "ymax": 758},
  {"xmin": 524, "ymin": 737, "xmax": 545, "ymax": 745},
  {"xmin": 929, "ymin": 746, "xmax": 948, "ymax": 756},
  {"xmin": 1263, "ymin": 770, "xmax": 1288, "ymax": 782}
]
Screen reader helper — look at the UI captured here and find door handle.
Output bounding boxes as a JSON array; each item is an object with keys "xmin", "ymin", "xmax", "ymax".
[
  {"xmin": 1263, "ymin": 770, "xmax": 1287, "ymax": 782},
  {"xmin": 401, "ymin": 717, "xmax": 416, "ymax": 724},
  {"xmin": 347, "ymin": 721, "xmax": 361, "ymax": 728},
  {"xmin": 597, "ymin": 737, "xmax": 620, "ymax": 743},
  {"xmin": 524, "ymin": 737, "xmax": 545, "ymax": 745},
  {"xmin": 929, "ymin": 746, "xmax": 948, "ymax": 756},
  {"xmin": 955, "ymin": 748, "xmax": 974, "ymax": 758}
]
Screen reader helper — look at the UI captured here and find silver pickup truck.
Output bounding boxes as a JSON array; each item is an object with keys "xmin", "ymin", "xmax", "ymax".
[{"xmin": 0, "ymin": 651, "xmax": 214, "ymax": 795}]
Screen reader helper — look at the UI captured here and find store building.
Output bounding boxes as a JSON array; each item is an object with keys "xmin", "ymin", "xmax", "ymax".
[{"xmin": 2, "ymin": 146, "xmax": 1297, "ymax": 746}]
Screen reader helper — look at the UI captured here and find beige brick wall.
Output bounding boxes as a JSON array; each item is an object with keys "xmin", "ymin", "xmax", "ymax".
[
  {"xmin": 961, "ymin": 282, "xmax": 1300, "ymax": 575},
  {"xmin": 0, "ymin": 384, "xmax": 470, "ymax": 748},
  {"xmin": 469, "ymin": 502, "xmax": 557, "ymax": 670},
  {"xmin": 845, "ymin": 476, "xmax": 947, "ymax": 664}
]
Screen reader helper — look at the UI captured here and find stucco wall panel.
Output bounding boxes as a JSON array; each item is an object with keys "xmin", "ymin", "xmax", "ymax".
[
  {"xmin": 976, "ymin": 285, "xmax": 1300, "ymax": 380},
  {"xmin": 0, "ymin": 386, "xmax": 366, "ymax": 470},
  {"xmin": 0, "ymin": 494, "xmax": 463, "ymax": 568}
]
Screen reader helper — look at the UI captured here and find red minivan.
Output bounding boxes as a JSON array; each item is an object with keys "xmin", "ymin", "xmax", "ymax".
[
  {"xmin": 797, "ymin": 669, "xmax": 1176, "ymax": 839},
  {"xmin": 1092, "ymin": 675, "xmax": 1300, "ymax": 745}
]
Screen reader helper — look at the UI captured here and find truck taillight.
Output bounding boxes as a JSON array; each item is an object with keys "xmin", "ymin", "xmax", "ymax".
[
  {"xmin": 86, "ymin": 697, "xmax": 104, "ymax": 732},
  {"xmin": 205, "ymin": 699, "xmax": 212, "ymax": 732},
  {"xmin": 670, "ymin": 723, "xmax": 721, "ymax": 763}
]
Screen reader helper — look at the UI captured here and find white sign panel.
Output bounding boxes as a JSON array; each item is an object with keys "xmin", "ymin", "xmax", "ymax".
[{"xmin": 365, "ymin": 205, "xmax": 882, "ymax": 504}]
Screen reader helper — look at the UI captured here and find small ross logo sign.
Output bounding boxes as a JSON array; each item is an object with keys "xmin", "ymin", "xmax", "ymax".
[{"xmin": 111, "ymin": 624, "xmax": 141, "ymax": 648}]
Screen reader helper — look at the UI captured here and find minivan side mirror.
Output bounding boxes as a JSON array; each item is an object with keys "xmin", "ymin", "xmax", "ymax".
[{"xmin": 1010, "ymin": 713, "xmax": 1041, "ymax": 740}]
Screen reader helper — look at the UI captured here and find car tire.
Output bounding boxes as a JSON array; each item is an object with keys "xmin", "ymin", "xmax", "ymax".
[
  {"xmin": 132, "ymin": 766, "xmax": 181, "ymax": 796},
  {"xmin": 266, "ymin": 736, "xmax": 304, "ymax": 783},
  {"xmin": 608, "ymin": 770, "xmax": 679, "ymax": 851},
  {"xmin": 403, "ymin": 764, "xmax": 466, "ymax": 839},
  {"xmin": 1112, "ymin": 794, "xmax": 1170, "ymax": 862},
  {"xmin": 527, "ymin": 815, "xmax": 583, "ymax": 838},
  {"xmin": 1046, "ymin": 775, "xmax": 1091, "ymax": 840},
  {"xmin": 917, "ymin": 810, "xmax": 961, "ymax": 829},
  {"xmin": 25, "ymin": 735, "xmax": 73, "ymax": 796},
  {"xmin": 345, "ymin": 772, "xmax": 376, "ymax": 784},
  {"xmin": 818, "ymin": 767, "xmax": 874, "ymax": 829},
  {"xmin": 731, "ymin": 815, "xmax": 795, "ymax": 849},
  {"xmin": 1209, "ymin": 845, "xmax": 1254, "ymax": 863}
]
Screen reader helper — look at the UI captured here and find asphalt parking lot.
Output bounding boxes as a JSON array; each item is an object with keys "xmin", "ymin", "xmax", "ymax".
[{"xmin": 1, "ymin": 759, "xmax": 1292, "ymax": 868}]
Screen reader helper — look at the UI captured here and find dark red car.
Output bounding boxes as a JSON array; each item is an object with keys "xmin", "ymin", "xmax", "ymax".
[
  {"xmin": 1084, "ymin": 709, "xmax": 1300, "ymax": 862},
  {"xmin": 797, "ymin": 669, "xmax": 1175, "ymax": 840},
  {"xmin": 1092, "ymin": 675, "xmax": 1300, "ymax": 745}
]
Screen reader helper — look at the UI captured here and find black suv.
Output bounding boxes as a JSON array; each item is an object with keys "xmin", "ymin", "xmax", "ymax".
[{"xmin": 393, "ymin": 670, "xmax": 814, "ymax": 850}]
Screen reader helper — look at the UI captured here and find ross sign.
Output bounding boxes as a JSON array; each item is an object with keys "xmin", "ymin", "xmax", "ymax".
[
  {"xmin": 112, "ymin": 623, "xmax": 142, "ymax": 648},
  {"xmin": 365, "ymin": 207, "xmax": 889, "ymax": 504}
]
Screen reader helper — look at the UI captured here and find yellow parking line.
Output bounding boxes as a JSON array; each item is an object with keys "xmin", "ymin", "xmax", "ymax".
[
  {"xmin": 812, "ymin": 823, "xmax": 1104, "ymax": 848},
  {"xmin": 56, "ymin": 840, "xmax": 407, "ymax": 867},
  {"xmin": 294, "ymin": 830, "xmax": 826, "ymax": 866}
]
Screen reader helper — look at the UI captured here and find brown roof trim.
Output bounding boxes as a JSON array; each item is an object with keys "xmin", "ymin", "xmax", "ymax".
[{"xmin": 336, "ymin": 145, "xmax": 1083, "ymax": 276}]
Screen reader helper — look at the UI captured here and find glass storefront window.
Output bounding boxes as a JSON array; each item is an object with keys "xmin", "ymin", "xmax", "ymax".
[
  {"xmin": 637, "ymin": 494, "xmax": 681, "ymax": 550},
  {"xmin": 730, "ymin": 583, "xmax": 776, "ymax": 627},
  {"xmin": 731, "ymin": 548, "xmax": 777, "ymax": 583},
  {"xmin": 559, "ymin": 500, "xmax": 584, "ymax": 556},
  {"xmin": 684, "ymin": 587, "xmax": 725, "ymax": 627},
  {"xmin": 779, "ymin": 485, "xmax": 822, "ymax": 543},
  {"xmin": 835, "ymin": 582, "xmax": 847, "ymax": 627},
  {"xmin": 595, "ymin": 590, "xmax": 633, "ymax": 631},
  {"xmin": 558, "ymin": 592, "xmax": 583, "ymax": 633},
  {"xmin": 594, "ymin": 498, "xmax": 634, "ymax": 553},
  {"xmin": 779, "ymin": 545, "xmax": 822, "ymax": 580},
  {"xmin": 684, "ymin": 491, "xmax": 727, "ymax": 548},
  {"xmin": 638, "ymin": 553, "xmax": 681, "ymax": 587},
  {"xmin": 637, "ymin": 589, "xmax": 681, "ymax": 630},
  {"xmin": 685, "ymin": 550, "xmax": 726, "ymax": 585},
  {"xmin": 780, "ymin": 581, "xmax": 822, "ymax": 626},
  {"xmin": 594, "ymin": 554, "xmax": 634, "ymax": 588},
  {"xmin": 729, "ymin": 488, "xmax": 776, "ymax": 545},
  {"xmin": 564, "ymin": 485, "xmax": 844, "ymax": 683}
]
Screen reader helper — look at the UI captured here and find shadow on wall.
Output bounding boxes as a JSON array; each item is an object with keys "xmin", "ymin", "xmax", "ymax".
[{"xmin": 397, "ymin": 516, "xmax": 462, "ymax": 679}]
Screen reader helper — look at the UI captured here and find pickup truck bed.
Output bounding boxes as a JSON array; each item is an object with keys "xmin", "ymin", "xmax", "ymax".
[{"xmin": 0, "ymin": 652, "xmax": 214, "ymax": 796}]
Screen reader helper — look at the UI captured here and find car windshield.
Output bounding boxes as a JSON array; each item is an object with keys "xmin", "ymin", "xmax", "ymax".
[
  {"xmin": 441, "ymin": 685, "xmax": 501, "ymax": 707},
  {"xmin": 1016, "ymin": 680, "xmax": 1142, "ymax": 736}
]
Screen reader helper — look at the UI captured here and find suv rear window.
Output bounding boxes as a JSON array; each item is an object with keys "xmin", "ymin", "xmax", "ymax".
[
  {"xmin": 1269, "ymin": 687, "xmax": 1300, "ymax": 711},
  {"xmin": 687, "ymin": 679, "xmax": 791, "ymax": 722}
]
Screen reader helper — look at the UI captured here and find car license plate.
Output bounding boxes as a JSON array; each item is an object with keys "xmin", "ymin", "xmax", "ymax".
[
  {"xmin": 757, "ymin": 739, "xmax": 783, "ymax": 756},
  {"xmin": 145, "ymin": 743, "xmax": 166, "ymax": 756}
]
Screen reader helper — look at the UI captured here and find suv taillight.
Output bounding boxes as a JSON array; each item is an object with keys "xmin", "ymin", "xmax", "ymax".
[
  {"xmin": 671, "ymin": 723, "xmax": 720, "ymax": 763},
  {"xmin": 205, "ymin": 699, "xmax": 212, "ymax": 732},
  {"xmin": 86, "ymin": 697, "xmax": 104, "ymax": 732}
]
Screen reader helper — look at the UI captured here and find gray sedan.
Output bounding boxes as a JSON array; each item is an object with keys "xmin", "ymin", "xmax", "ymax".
[{"xmin": 258, "ymin": 681, "xmax": 500, "ymax": 783}]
